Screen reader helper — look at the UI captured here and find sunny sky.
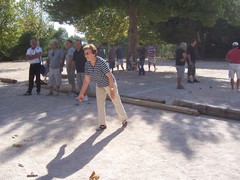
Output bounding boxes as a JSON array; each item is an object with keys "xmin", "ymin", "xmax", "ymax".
[{"xmin": 53, "ymin": 22, "xmax": 84, "ymax": 37}]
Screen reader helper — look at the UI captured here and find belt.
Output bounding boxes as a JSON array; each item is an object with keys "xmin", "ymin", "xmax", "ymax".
[{"xmin": 230, "ymin": 62, "xmax": 240, "ymax": 64}]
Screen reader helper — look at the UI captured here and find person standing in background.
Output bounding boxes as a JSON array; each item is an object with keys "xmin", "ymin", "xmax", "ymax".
[
  {"xmin": 174, "ymin": 42, "xmax": 188, "ymax": 89},
  {"xmin": 108, "ymin": 45, "xmax": 116, "ymax": 73},
  {"xmin": 226, "ymin": 41, "xmax": 240, "ymax": 91},
  {"xmin": 73, "ymin": 39, "xmax": 90, "ymax": 101},
  {"xmin": 97, "ymin": 44, "xmax": 105, "ymax": 59},
  {"xmin": 116, "ymin": 44, "xmax": 124, "ymax": 72},
  {"xmin": 65, "ymin": 39, "xmax": 77, "ymax": 96},
  {"xmin": 187, "ymin": 39, "xmax": 200, "ymax": 83},
  {"xmin": 138, "ymin": 43, "xmax": 146, "ymax": 76},
  {"xmin": 23, "ymin": 38, "xmax": 42, "ymax": 96},
  {"xmin": 147, "ymin": 44, "xmax": 156, "ymax": 72},
  {"xmin": 47, "ymin": 40, "xmax": 64, "ymax": 96}
]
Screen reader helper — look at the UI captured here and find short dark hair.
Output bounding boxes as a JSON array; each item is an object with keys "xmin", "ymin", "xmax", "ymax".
[
  {"xmin": 75, "ymin": 39, "xmax": 82, "ymax": 43},
  {"xmin": 66, "ymin": 39, "xmax": 72, "ymax": 44}
]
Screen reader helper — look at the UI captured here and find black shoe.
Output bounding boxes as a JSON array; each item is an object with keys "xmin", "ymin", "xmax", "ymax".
[
  {"xmin": 177, "ymin": 85, "xmax": 185, "ymax": 89},
  {"xmin": 187, "ymin": 80, "xmax": 193, "ymax": 83},
  {"xmin": 96, "ymin": 125, "xmax": 107, "ymax": 131},
  {"xmin": 37, "ymin": 92, "xmax": 41, "ymax": 95},
  {"xmin": 193, "ymin": 79, "xmax": 200, "ymax": 83},
  {"xmin": 23, "ymin": 92, "xmax": 31, "ymax": 96}
]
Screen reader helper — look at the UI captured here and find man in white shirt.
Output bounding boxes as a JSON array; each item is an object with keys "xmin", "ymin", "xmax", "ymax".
[{"xmin": 23, "ymin": 38, "xmax": 42, "ymax": 95}]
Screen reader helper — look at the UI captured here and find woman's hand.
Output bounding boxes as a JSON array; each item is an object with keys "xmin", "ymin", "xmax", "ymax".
[{"xmin": 77, "ymin": 93, "xmax": 84, "ymax": 102}]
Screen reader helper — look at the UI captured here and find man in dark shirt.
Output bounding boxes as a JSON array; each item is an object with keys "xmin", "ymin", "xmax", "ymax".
[
  {"xmin": 116, "ymin": 44, "xmax": 124, "ymax": 71},
  {"xmin": 97, "ymin": 44, "xmax": 105, "ymax": 59},
  {"xmin": 73, "ymin": 39, "xmax": 90, "ymax": 101},
  {"xmin": 174, "ymin": 42, "xmax": 187, "ymax": 89},
  {"xmin": 187, "ymin": 39, "xmax": 199, "ymax": 83},
  {"xmin": 138, "ymin": 43, "xmax": 146, "ymax": 75}
]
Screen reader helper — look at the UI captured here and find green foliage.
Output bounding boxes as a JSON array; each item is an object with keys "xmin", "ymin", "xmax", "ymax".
[
  {"xmin": 0, "ymin": 0, "xmax": 20, "ymax": 60},
  {"xmin": 10, "ymin": 31, "xmax": 36, "ymax": 60},
  {"xmin": 75, "ymin": 7, "xmax": 128, "ymax": 45},
  {"xmin": 50, "ymin": 27, "xmax": 69, "ymax": 48},
  {"xmin": 16, "ymin": 0, "xmax": 50, "ymax": 40},
  {"xmin": 69, "ymin": 35, "xmax": 83, "ymax": 42},
  {"xmin": 44, "ymin": 0, "xmax": 240, "ymax": 61},
  {"xmin": 0, "ymin": 0, "xmax": 53, "ymax": 60}
]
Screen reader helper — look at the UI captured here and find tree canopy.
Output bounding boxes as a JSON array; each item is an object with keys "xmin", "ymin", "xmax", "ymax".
[
  {"xmin": 75, "ymin": 7, "xmax": 128, "ymax": 46},
  {"xmin": 45, "ymin": 0, "xmax": 240, "ymax": 66}
]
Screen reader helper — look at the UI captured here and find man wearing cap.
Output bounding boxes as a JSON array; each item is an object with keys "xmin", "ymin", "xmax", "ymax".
[{"xmin": 226, "ymin": 42, "xmax": 240, "ymax": 91}]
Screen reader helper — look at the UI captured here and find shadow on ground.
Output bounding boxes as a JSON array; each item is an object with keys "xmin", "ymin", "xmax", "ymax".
[
  {"xmin": 37, "ymin": 128, "xmax": 124, "ymax": 180},
  {"xmin": 0, "ymin": 66, "xmax": 240, "ymax": 178}
]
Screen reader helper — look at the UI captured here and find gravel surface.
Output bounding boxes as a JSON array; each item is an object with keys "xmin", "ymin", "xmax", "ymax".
[{"xmin": 0, "ymin": 60, "xmax": 240, "ymax": 180}]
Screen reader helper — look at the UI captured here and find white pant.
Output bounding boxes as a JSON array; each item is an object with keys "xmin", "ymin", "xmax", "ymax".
[
  {"xmin": 48, "ymin": 68, "xmax": 62, "ymax": 87},
  {"xmin": 96, "ymin": 85, "xmax": 127, "ymax": 126},
  {"xmin": 229, "ymin": 63, "xmax": 240, "ymax": 79}
]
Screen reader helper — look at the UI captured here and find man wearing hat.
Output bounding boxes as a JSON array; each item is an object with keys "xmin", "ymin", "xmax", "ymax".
[{"xmin": 226, "ymin": 42, "xmax": 240, "ymax": 91}]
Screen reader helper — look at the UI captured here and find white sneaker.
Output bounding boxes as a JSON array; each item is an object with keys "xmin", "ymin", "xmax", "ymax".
[{"xmin": 84, "ymin": 95, "xmax": 89, "ymax": 101}]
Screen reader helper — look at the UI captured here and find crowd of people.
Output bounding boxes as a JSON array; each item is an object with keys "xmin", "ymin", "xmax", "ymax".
[
  {"xmin": 174, "ymin": 39, "xmax": 240, "ymax": 91},
  {"xmin": 23, "ymin": 38, "xmax": 128, "ymax": 131},
  {"xmin": 22, "ymin": 37, "xmax": 239, "ymax": 129}
]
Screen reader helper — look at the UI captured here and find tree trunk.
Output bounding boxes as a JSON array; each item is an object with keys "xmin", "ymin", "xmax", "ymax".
[{"xmin": 126, "ymin": 3, "xmax": 138, "ymax": 70}]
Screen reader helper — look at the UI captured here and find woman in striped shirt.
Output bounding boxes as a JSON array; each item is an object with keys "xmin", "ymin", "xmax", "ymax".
[{"xmin": 78, "ymin": 44, "xmax": 128, "ymax": 131}]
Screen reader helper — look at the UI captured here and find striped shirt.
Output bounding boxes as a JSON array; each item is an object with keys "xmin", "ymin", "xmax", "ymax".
[
  {"xmin": 147, "ymin": 45, "xmax": 155, "ymax": 58},
  {"xmin": 85, "ymin": 56, "xmax": 115, "ymax": 87}
]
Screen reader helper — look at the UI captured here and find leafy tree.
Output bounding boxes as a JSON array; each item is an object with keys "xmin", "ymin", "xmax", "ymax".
[
  {"xmin": 50, "ymin": 27, "xmax": 69, "ymax": 48},
  {"xmin": 16, "ymin": 0, "xmax": 50, "ymax": 40},
  {"xmin": 45, "ymin": 0, "xmax": 240, "ymax": 67},
  {"xmin": 0, "ymin": 0, "xmax": 52, "ymax": 60},
  {"xmin": 0, "ymin": 0, "xmax": 20, "ymax": 60},
  {"xmin": 69, "ymin": 34, "xmax": 83, "ymax": 42},
  {"xmin": 75, "ymin": 7, "xmax": 128, "ymax": 47}
]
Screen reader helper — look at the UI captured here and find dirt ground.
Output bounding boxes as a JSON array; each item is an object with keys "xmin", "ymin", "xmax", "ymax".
[{"xmin": 0, "ymin": 60, "xmax": 240, "ymax": 180}]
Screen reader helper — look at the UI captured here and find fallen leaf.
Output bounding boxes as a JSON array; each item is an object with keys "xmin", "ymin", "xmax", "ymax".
[
  {"xmin": 18, "ymin": 163, "xmax": 24, "ymax": 167},
  {"xmin": 89, "ymin": 171, "xmax": 100, "ymax": 180},
  {"xmin": 12, "ymin": 135, "xmax": 18, "ymax": 138},
  {"xmin": 12, "ymin": 144, "xmax": 22, "ymax": 148},
  {"xmin": 27, "ymin": 172, "xmax": 38, "ymax": 177}
]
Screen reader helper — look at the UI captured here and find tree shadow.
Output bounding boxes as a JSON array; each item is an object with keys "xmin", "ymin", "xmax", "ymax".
[
  {"xmin": 158, "ymin": 116, "xmax": 220, "ymax": 159},
  {"xmin": 37, "ymin": 127, "xmax": 124, "ymax": 180}
]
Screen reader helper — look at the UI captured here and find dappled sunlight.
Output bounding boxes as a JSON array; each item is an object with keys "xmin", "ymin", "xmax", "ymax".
[
  {"xmin": 0, "ymin": 85, "xmax": 100, "ymax": 163},
  {"xmin": 1, "ymin": 61, "xmax": 240, "ymax": 179},
  {"xmin": 127, "ymin": 106, "xmax": 238, "ymax": 160}
]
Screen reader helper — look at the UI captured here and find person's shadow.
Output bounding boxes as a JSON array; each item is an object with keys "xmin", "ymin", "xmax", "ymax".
[{"xmin": 37, "ymin": 127, "xmax": 124, "ymax": 180}]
